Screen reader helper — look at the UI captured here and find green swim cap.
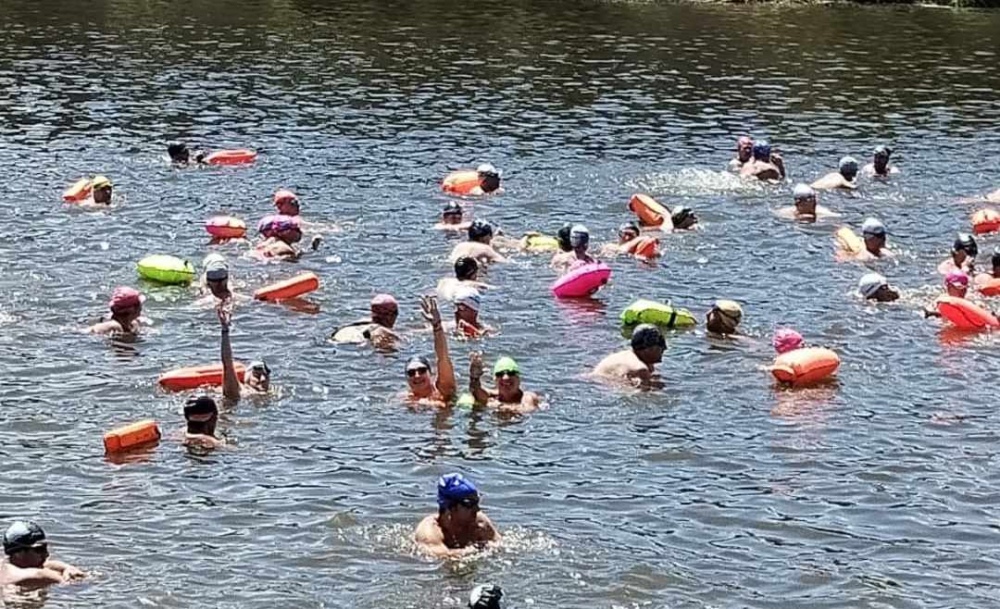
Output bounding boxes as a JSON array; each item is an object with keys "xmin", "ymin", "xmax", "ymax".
[
  {"xmin": 493, "ymin": 356, "xmax": 520, "ymax": 376},
  {"xmin": 456, "ymin": 393, "xmax": 476, "ymax": 409}
]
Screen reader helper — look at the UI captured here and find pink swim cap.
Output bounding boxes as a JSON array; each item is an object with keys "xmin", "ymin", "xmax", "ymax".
[
  {"xmin": 273, "ymin": 189, "xmax": 299, "ymax": 206},
  {"xmin": 945, "ymin": 270, "xmax": 969, "ymax": 287},
  {"xmin": 370, "ymin": 293, "xmax": 398, "ymax": 309},
  {"xmin": 772, "ymin": 328, "xmax": 804, "ymax": 354},
  {"xmin": 109, "ymin": 286, "xmax": 143, "ymax": 312},
  {"xmin": 258, "ymin": 214, "xmax": 301, "ymax": 237}
]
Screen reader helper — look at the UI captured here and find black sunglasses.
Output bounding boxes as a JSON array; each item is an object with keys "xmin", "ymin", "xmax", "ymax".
[
  {"xmin": 495, "ymin": 370, "xmax": 518, "ymax": 378},
  {"xmin": 459, "ymin": 497, "xmax": 480, "ymax": 509},
  {"xmin": 406, "ymin": 367, "xmax": 429, "ymax": 377}
]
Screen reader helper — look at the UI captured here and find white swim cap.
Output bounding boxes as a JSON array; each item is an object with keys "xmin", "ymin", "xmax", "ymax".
[
  {"xmin": 203, "ymin": 253, "xmax": 229, "ymax": 281},
  {"xmin": 476, "ymin": 163, "xmax": 500, "ymax": 177},
  {"xmin": 454, "ymin": 286, "xmax": 481, "ymax": 312},
  {"xmin": 858, "ymin": 272, "xmax": 887, "ymax": 298},
  {"xmin": 861, "ymin": 218, "xmax": 887, "ymax": 237},
  {"xmin": 792, "ymin": 183, "xmax": 815, "ymax": 201},
  {"xmin": 839, "ymin": 156, "xmax": 859, "ymax": 173}
]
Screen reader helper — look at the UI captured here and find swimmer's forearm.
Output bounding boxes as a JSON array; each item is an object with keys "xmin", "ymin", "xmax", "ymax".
[{"xmin": 469, "ymin": 377, "xmax": 490, "ymax": 405}]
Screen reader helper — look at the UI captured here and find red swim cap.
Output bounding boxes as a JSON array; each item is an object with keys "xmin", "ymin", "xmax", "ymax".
[
  {"xmin": 109, "ymin": 286, "xmax": 143, "ymax": 312},
  {"xmin": 772, "ymin": 328, "xmax": 803, "ymax": 354},
  {"xmin": 273, "ymin": 189, "xmax": 298, "ymax": 206}
]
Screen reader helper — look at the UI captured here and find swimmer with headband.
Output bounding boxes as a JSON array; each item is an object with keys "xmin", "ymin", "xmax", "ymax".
[
  {"xmin": 0, "ymin": 520, "xmax": 85, "ymax": 588},
  {"xmin": 414, "ymin": 473, "xmax": 501, "ymax": 559},
  {"xmin": 468, "ymin": 352, "xmax": 541, "ymax": 413},
  {"xmin": 592, "ymin": 323, "xmax": 667, "ymax": 386}
]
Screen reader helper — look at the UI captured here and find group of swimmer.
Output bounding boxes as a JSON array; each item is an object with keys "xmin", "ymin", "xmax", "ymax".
[{"xmin": 8, "ymin": 135, "xmax": 1000, "ymax": 605}]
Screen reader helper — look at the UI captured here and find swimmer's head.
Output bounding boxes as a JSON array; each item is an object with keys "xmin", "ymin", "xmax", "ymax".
[
  {"xmin": 405, "ymin": 356, "xmax": 433, "ymax": 392},
  {"xmin": 953, "ymin": 233, "xmax": 978, "ymax": 260},
  {"xmin": 858, "ymin": 272, "xmax": 899, "ymax": 302},
  {"xmin": 273, "ymin": 189, "xmax": 300, "ymax": 216},
  {"xmin": 476, "ymin": 163, "xmax": 502, "ymax": 193},
  {"xmin": 670, "ymin": 206, "xmax": 697, "ymax": 230},
  {"xmin": 184, "ymin": 395, "xmax": 218, "ymax": 435},
  {"xmin": 772, "ymin": 328, "xmax": 804, "ymax": 354},
  {"xmin": 437, "ymin": 473, "xmax": 480, "ymax": 519},
  {"xmin": 737, "ymin": 136, "xmax": 753, "ymax": 162},
  {"xmin": 557, "ymin": 224, "xmax": 573, "ymax": 252},
  {"xmin": 370, "ymin": 293, "xmax": 399, "ymax": 328},
  {"xmin": 203, "ymin": 253, "xmax": 229, "ymax": 298},
  {"xmin": 167, "ymin": 142, "xmax": 190, "ymax": 164},
  {"xmin": 570, "ymin": 224, "xmax": 590, "ymax": 250},
  {"xmin": 468, "ymin": 220, "xmax": 494, "ymax": 243},
  {"xmin": 246, "ymin": 359, "xmax": 271, "ymax": 392},
  {"xmin": 752, "ymin": 140, "xmax": 771, "ymax": 161},
  {"xmin": 992, "ymin": 246, "xmax": 1000, "ymax": 272},
  {"xmin": 454, "ymin": 286, "xmax": 481, "ymax": 326},
  {"xmin": 792, "ymin": 184, "xmax": 817, "ymax": 215},
  {"xmin": 91, "ymin": 175, "xmax": 113, "ymax": 203},
  {"xmin": 945, "ymin": 270, "xmax": 969, "ymax": 298},
  {"xmin": 258, "ymin": 214, "xmax": 303, "ymax": 243},
  {"xmin": 493, "ymin": 356, "xmax": 521, "ymax": 394},
  {"xmin": 2, "ymin": 521, "xmax": 48, "ymax": 568},
  {"xmin": 873, "ymin": 145, "xmax": 892, "ymax": 161},
  {"xmin": 455, "ymin": 256, "xmax": 479, "ymax": 281},
  {"xmin": 630, "ymin": 323, "xmax": 666, "ymax": 364},
  {"xmin": 705, "ymin": 299, "xmax": 743, "ymax": 335},
  {"xmin": 618, "ymin": 222, "xmax": 641, "ymax": 243},
  {"xmin": 839, "ymin": 156, "xmax": 859, "ymax": 181},
  {"xmin": 469, "ymin": 584, "xmax": 504, "ymax": 609},
  {"xmin": 109, "ymin": 286, "xmax": 143, "ymax": 319},
  {"xmin": 442, "ymin": 201, "xmax": 464, "ymax": 224},
  {"xmin": 861, "ymin": 218, "xmax": 887, "ymax": 250}
]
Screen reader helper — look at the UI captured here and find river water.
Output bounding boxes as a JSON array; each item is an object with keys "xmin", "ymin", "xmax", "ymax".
[{"xmin": 2, "ymin": 0, "xmax": 1000, "ymax": 607}]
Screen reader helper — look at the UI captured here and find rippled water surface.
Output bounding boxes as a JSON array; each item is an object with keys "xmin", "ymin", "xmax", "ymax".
[{"xmin": 2, "ymin": 1, "xmax": 1000, "ymax": 607}]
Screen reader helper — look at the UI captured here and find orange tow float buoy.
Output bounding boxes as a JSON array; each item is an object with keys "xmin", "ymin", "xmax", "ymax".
[
  {"xmin": 628, "ymin": 194, "xmax": 669, "ymax": 227},
  {"xmin": 936, "ymin": 296, "xmax": 999, "ymax": 330},
  {"xmin": 624, "ymin": 236, "xmax": 659, "ymax": 259},
  {"xmin": 104, "ymin": 419, "xmax": 161, "ymax": 454},
  {"xmin": 441, "ymin": 170, "xmax": 481, "ymax": 195},
  {"xmin": 771, "ymin": 347, "xmax": 840, "ymax": 387},
  {"xmin": 978, "ymin": 277, "xmax": 1000, "ymax": 297},
  {"xmin": 62, "ymin": 178, "xmax": 92, "ymax": 202},
  {"xmin": 204, "ymin": 149, "xmax": 257, "ymax": 166},
  {"xmin": 158, "ymin": 363, "xmax": 247, "ymax": 392},
  {"xmin": 254, "ymin": 272, "xmax": 320, "ymax": 302},
  {"xmin": 971, "ymin": 209, "xmax": 1000, "ymax": 235},
  {"xmin": 205, "ymin": 216, "xmax": 247, "ymax": 240}
]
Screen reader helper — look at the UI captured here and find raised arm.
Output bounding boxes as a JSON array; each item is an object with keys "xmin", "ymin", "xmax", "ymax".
[
  {"xmin": 218, "ymin": 306, "xmax": 242, "ymax": 401},
  {"xmin": 421, "ymin": 295, "xmax": 456, "ymax": 401},
  {"xmin": 468, "ymin": 351, "xmax": 491, "ymax": 405}
]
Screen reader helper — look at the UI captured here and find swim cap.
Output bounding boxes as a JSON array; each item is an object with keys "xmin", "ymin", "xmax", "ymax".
[
  {"xmin": 454, "ymin": 256, "xmax": 478, "ymax": 281},
  {"xmin": 203, "ymin": 253, "xmax": 229, "ymax": 281},
  {"xmin": 792, "ymin": 183, "xmax": 815, "ymax": 201},
  {"xmin": 476, "ymin": 163, "xmax": 500, "ymax": 177},
  {"xmin": 454, "ymin": 286, "xmax": 481, "ymax": 312},
  {"xmin": 945, "ymin": 270, "xmax": 969, "ymax": 288},
  {"xmin": 493, "ymin": 356, "xmax": 519, "ymax": 376},
  {"xmin": 772, "ymin": 328, "xmax": 804, "ymax": 354},
  {"xmin": 91, "ymin": 175, "xmax": 112, "ymax": 189},
  {"xmin": 442, "ymin": 201, "xmax": 463, "ymax": 217},
  {"xmin": 630, "ymin": 323, "xmax": 666, "ymax": 351},
  {"xmin": 168, "ymin": 143, "xmax": 189, "ymax": 158},
  {"xmin": 618, "ymin": 222, "xmax": 640, "ymax": 238},
  {"xmin": 437, "ymin": 473, "xmax": 479, "ymax": 510},
  {"xmin": 861, "ymin": 218, "xmax": 887, "ymax": 237},
  {"xmin": 405, "ymin": 355, "xmax": 432, "ymax": 373},
  {"xmin": 557, "ymin": 224, "xmax": 572, "ymax": 251},
  {"xmin": 468, "ymin": 220, "xmax": 493, "ymax": 241},
  {"xmin": 2, "ymin": 521, "xmax": 46, "ymax": 556},
  {"xmin": 469, "ymin": 584, "xmax": 504, "ymax": 609},
  {"xmin": 954, "ymin": 233, "xmax": 978, "ymax": 257},
  {"xmin": 752, "ymin": 140, "xmax": 771, "ymax": 160},
  {"xmin": 671, "ymin": 206, "xmax": 695, "ymax": 227},
  {"xmin": 858, "ymin": 272, "xmax": 888, "ymax": 298},
  {"xmin": 992, "ymin": 246, "xmax": 1000, "ymax": 267},
  {"xmin": 258, "ymin": 214, "xmax": 301, "ymax": 237},
  {"xmin": 713, "ymin": 299, "xmax": 743, "ymax": 323},
  {"xmin": 570, "ymin": 224, "xmax": 590, "ymax": 247},
  {"xmin": 273, "ymin": 189, "xmax": 299, "ymax": 207},
  {"xmin": 371, "ymin": 293, "xmax": 398, "ymax": 309},
  {"xmin": 248, "ymin": 360, "xmax": 271, "ymax": 376},
  {"xmin": 737, "ymin": 136, "xmax": 752, "ymax": 149},
  {"xmin": 109, "ymin": 286, "xmax": 143, "ymax": 312},
  {"xmin": 184, "ymin": 395, "xmax": 217, "ymax": 420},
  {"xmin": 839, "ymin": 156, "xmax": 859, "ymax": 175},
  {"xmin": 874, "ymin": 145, "xmax": 892, "ymax": 158}
]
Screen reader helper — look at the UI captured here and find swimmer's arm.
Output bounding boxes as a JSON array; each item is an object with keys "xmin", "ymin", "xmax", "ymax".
[
  {"xmin": 469, "ymin": 375, "xmax": 491, "ymax": 406},
  {"xmin": 414, "ymin": 522, "xmax": 474, "ymax": 559},
  {"xmin": 43, "ymin": 560, "xmax": 84, "ymax": 580},
  {"xmin": 771, "ymin": 153, "xmax": 786, "ymax": 179},
  {"xmin": 219, "ymin": 309, "xmax": 241, "ymax": 401},
  {"xmin": 14, "ymin": 567, "xmax": 65, "ymax": 585},
  {"xmin": 479, "ymin": 513, "xmax": 501, "ymax": 544},
  {"xmin": 487, "ymin": 248, "xmax": 508, "ymax": 263},
  {"xmin": 423, "ymin": 296, "xmax": 456, "ymax": 401}
]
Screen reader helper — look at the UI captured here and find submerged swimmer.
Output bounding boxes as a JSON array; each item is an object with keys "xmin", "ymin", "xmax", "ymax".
[
  {"xmin": 592, "ymin": 323, "xmax": 666, "ymax": 386},
  {"xmin": 219, "ymin": 307, "xmax": 270, "ymax": 399},
  {"xmin": 468, "ymin": 352, "xmax": 541, "ymax": 413},
  {"xmin": 862, "ymin": 145, "xmax": 898, "ymax": 177},
  {"xmin": 183, "ymin": 395, "xmax": 225, "ymax": 449},
  {"xmin": 331, "ymin": 294, "xmax": 401, "ymax": 348},
  {"xmin": 776, "ymin": 184, "xmax": 839, "ymax": 222},
  {"xmin": 551, "ymin": 224, "xmax": 596, "ymax": 271},
  {"xmin": 448, "ymin": 220, "xmax": 507, "ymax": 265},
  {"xmin": 435, "ymin": 201, "xmax": 471, "ymax": 232},
  {"xmin": 414, "ymin": 473, "xmax": 501, "ymax": 559},
  {"xmin": 739, "ymin": 140, "xmax": 785, "ymax": 182},
  {"xmin": 87, "ymin": 286, "xmax": 144, "ymax": 336},
  {"xmin": 404, "ymin": 295, "xmax": 457, "ymax": 406},
  {"xmin": 728, "ymin": 136, "xmax": 754, "ymax": 172},
  {"xmin": 0, "ymin": 520, "xmax": 85, "ymax": 588},
  {"xmin": 811, "ymin": 156, "xmax": 859, "ymax": 191},
  {"xmin": 858, "ymin": 272, "xmax": 900, "ymax": 302},
  {"xmin": 705, "ymin": 299, "xmax": 743, "ymax": 336},
  {"xmin": 938, "ymin": 233, "xmax": 977, "ymax": 275}
]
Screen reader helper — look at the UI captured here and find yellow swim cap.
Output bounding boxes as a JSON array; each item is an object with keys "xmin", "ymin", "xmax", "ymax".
[
  {"xmin": 91, "ymin": 175, "xmax": 113, "ymax": 189},
  {"xmin": 714, "ymin": 299, "xmax": 743, "ymax": 322}
]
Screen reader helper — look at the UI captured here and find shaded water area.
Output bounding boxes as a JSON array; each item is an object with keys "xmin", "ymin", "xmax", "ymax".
[{"xmin": 2, "ymin": 0, "xmax": 1000, "ymax": 607}]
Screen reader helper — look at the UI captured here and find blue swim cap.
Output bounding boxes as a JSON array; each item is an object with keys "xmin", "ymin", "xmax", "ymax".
[
  {"xmin": 437, "ymin": 473, "xmax": 479, "ymax": 509},
  {"xmin": 752, "ymin": 140, "xmax": 771, "ymax": 160}
]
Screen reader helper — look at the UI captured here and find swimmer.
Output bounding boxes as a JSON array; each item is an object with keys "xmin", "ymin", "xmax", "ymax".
[
  {"xmin": 474, "ymin": 164, "xmax": 503, "ymax": 195},
  {"xmin": 556, "ymin": 223, "xmax": 572, "ymax": 252},
  {"xmin": 435, "ymin": 201, "xmax": 471, "ymax": 232},
  {"xmin": 448, "ymin": 220, "xmax": 507, "ymax": 265},
  {"xmin": 87, "ymin": 286, "xmax": 144, "ymax": 336},
  {"xmin": 773, "ymin": 328, "xmax": 804, "ymax": 354},
  {"xmin": 775, "ymin": 184, "xmax": 839, "ymax": 221},
  {"xmin": 88, "ymin": 175, "xmax": 114, "ymax": 205},
  {"xmin": 938, "ymin": 233, "xmax": 977, "ymax": 275},
  {"xmin": 974, "ymin": 247, "xmax": 1000, "ymax": 287},
  {"xmin": 405, "ymin": 295, "xmax": 457, "ymax": 405},
  {"xmin": 468, "ymin": 352, "xmax": 541, "ymax": 413},
  {"xmin": 438, "ymin": 257, "xmax": 492, "ymax": 302},
  {"xmin": 272, "ymin": 189, "xmax": 300, "ymax": 216},
  {"xmin": 925, "ymin": 271, "xmax": 970, "ymax": 318},
  {"xmin": 218, "ymin": 307, "xmax": 270, "ymax": 399},
  {"xmin": 811, "ymin": 156, "xmax": 859, "ymax": 191},
  {"xmin": 183, "ymin": 395, "xmax": 225, "ymax": 449},
  {"xmin": 668, "ymin": 206, "xmax": 699, "ymax": 231},
  {"xmin": 858, "ymin": 272, "xmax": 900, "ymax": 302},
  {"xmin": 591, "ymin": 323, "xmax": 666, "ymax": 386},
  {"xmin": 331, "ymin": 294, "xmax": 401, "ymax": 349},
  {"xmin": 414, "ymin": 473, "xmax": 501, "ymax": 559},
  {"xmin": 468, "ymin": 584, "xmax": 504, "ymax": 609},
  {"xmin": 255, "ymin": 215, "xmax": 321, "ymax": 260},
  {"xmin": 728, "ymin": 136, "xmax": 754, "ymax": 172},
  {"xmin": 199, "ymin": 253, "xmax": 237, "ymax": 305},
  {"xmin": 861, "ymin": 145, "xmax": 899, "ymax": 177},
  {"xmin": 739, "ymin": 140, "xmax": 785, "ymax": 181},
  {"xmin": 551, "ymin": 224, "xmax": 596, "ymax": 271},
  {"xmin": 451, "ymin": 286, "xmax": 491, "ymax": 337},
  {"xmin": 167, "ymin": 142, "xmax": 206, "ymax": 166},
  {"xmin": 860, "ymin": 218, "xmax": 893, "ymax": 258},
  {"xmin": 0, "ymin": 521, "xmax": 85, "ymax": 588},
  {"xmin": 705, "ymin": 300, "xmax": 743, "ymax": 336},
  {"xmin": 600, "ymin": 222, "xmax": 642, "ymax": 256}
]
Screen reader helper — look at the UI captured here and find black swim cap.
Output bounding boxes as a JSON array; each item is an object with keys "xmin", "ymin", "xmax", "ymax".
[
  {"xmin": 184, "ymin": 395, "xmax": 217, "ymax": 419},
  {"xmin": 618, "ymin": 222, "xmax": 640, "ymax": 238},
  {"xmin": 630, "ymin": 323, "xmax": 666, "ymax": 351},
  {"xmin": 443, "ymin": 201, "xmax": 463, "ymax": 217},
  {"xmin": 468, "ymin": 220, "xmax": 493, "ymax": 241},
  {"xmin": 557, "ymin": 224, "xmax": 572, "ymax": 252},
  {"xmin": 455, "ymin": 256, "xmax": 478, "ymax": 281},
  {"xmin": 671, "ymin": 206, "xmax": 695, "ymax": 227},
  {"xmin": 3, "ymin": 520, "xmax": 46, "ymax": 556},
  {"xmin": 993, "ymin": 246, "xmax": 1000, "ymax": 267},
  {"xmin": 954, "ymin": 233, "xmax": 978, "ymax": 257},
  {"xmin": 469, "ymin": 584, "xmax": 503, "ymax": 609},
  {"xmin": 167, "ymin": 142, "xmax": 189, "ymax": 159}
]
